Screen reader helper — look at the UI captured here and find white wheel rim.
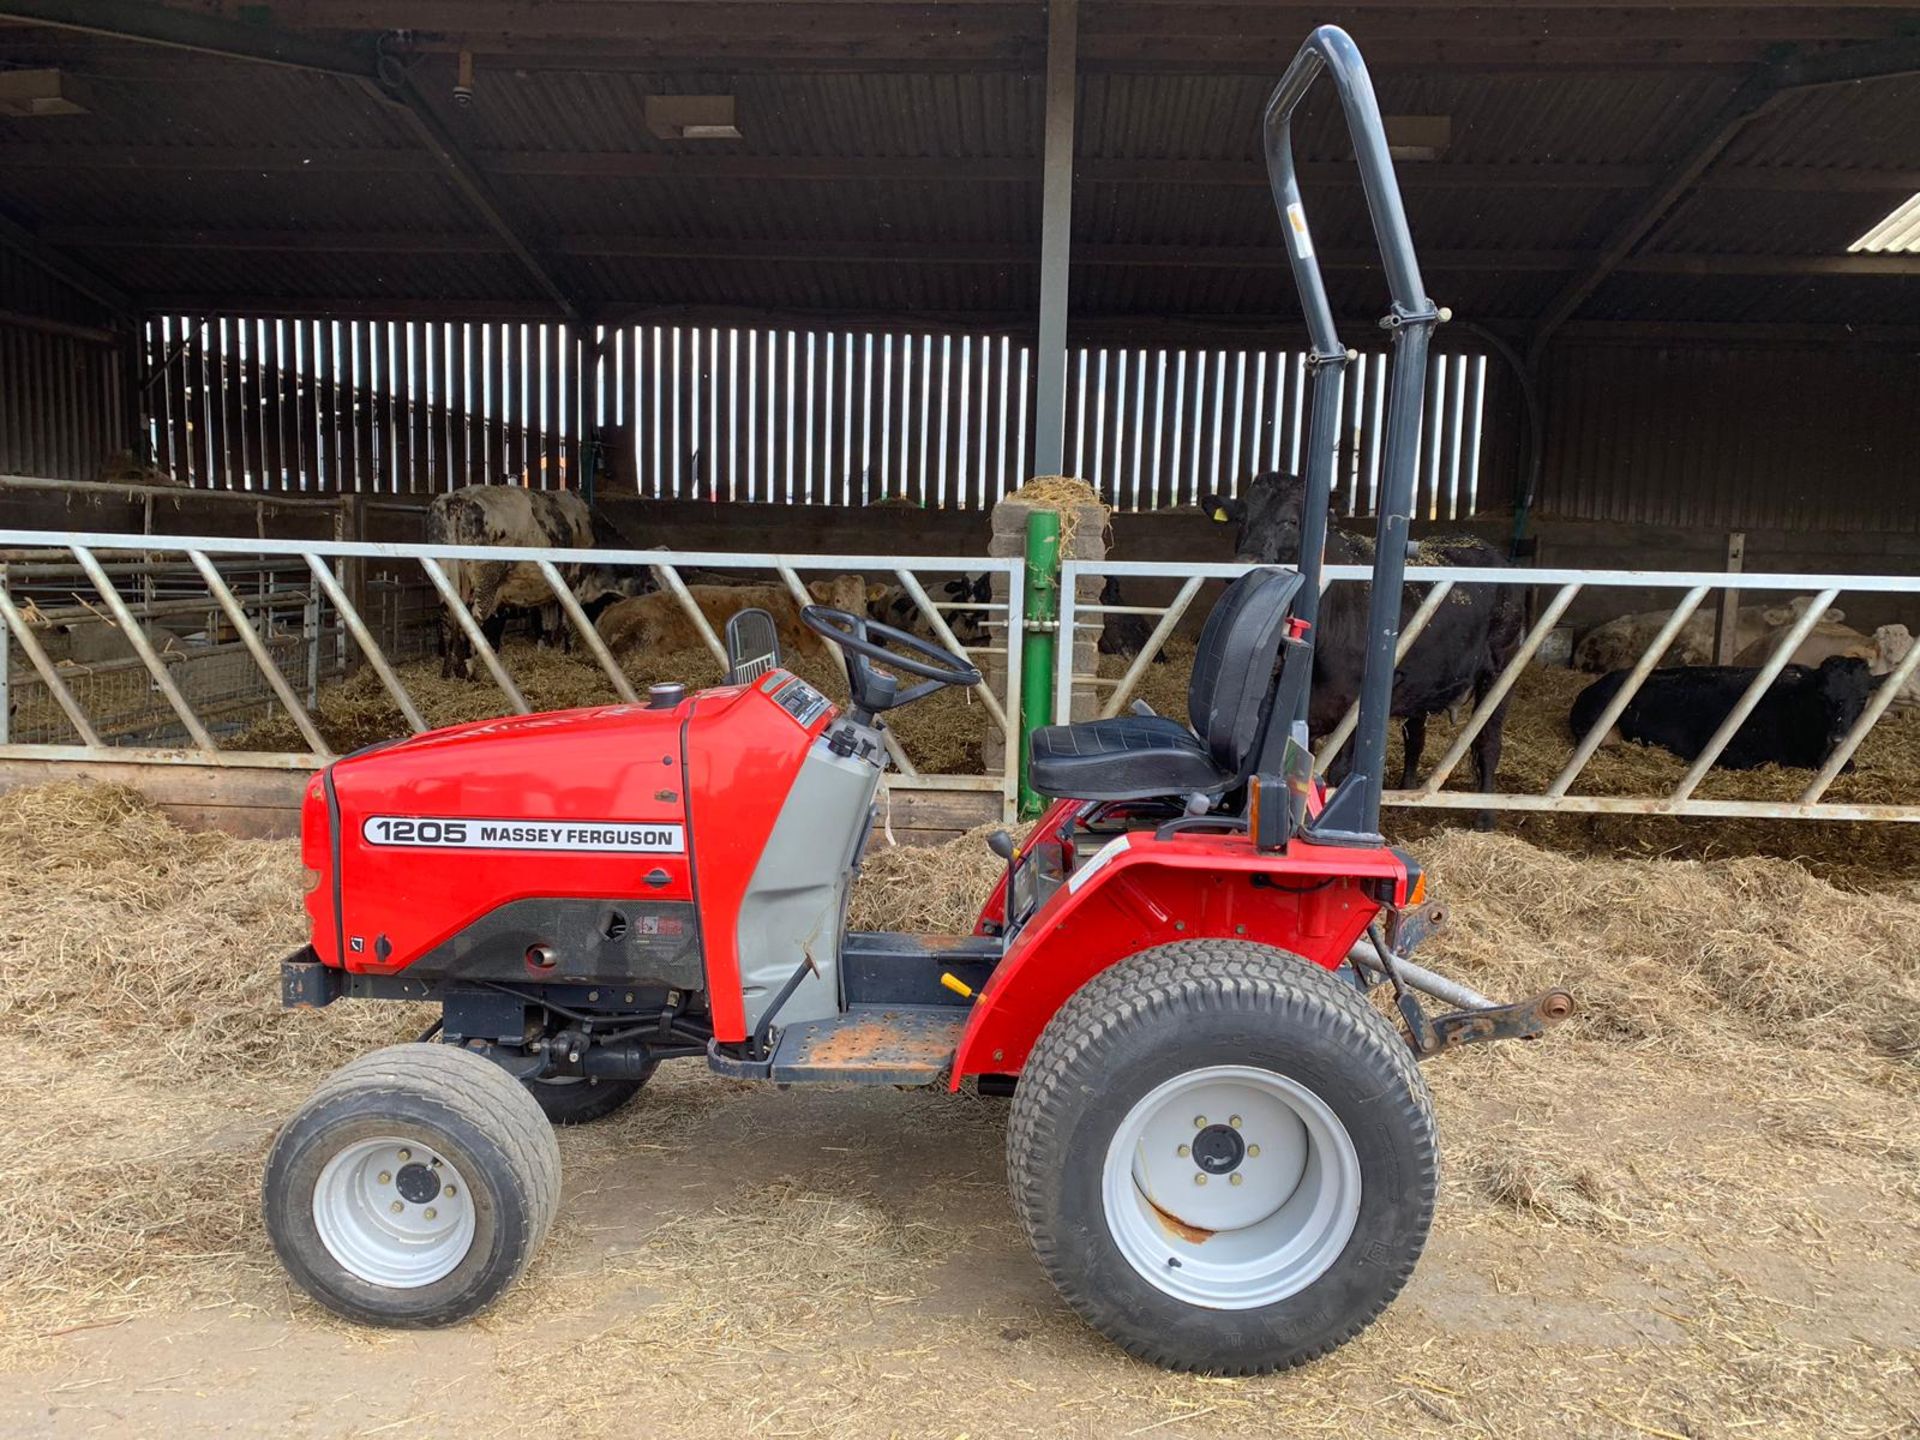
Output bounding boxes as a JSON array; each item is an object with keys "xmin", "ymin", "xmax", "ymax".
[
  {"xmin": 1102, "ymin": 1065, "xmax": 1362, "ymax": 1310},
  {"xmin": 312, "ymin": 1135, "xmax": 477, "ymax": 1289}
]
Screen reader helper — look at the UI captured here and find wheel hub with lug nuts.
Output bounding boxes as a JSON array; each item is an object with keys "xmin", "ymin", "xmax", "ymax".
[
  {"xmin": 312, "ymin": 1136, "xmax": 476, "ymax": 1289},
  {"xmin": 1103, "ymin": 1065, "xmax": 1363, "ymax": 1310}
]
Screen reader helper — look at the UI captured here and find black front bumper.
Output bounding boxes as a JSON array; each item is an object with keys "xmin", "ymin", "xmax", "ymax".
[{"xmin": 281, "ymin": 946, "xmax": 343, "ymax": 1009}]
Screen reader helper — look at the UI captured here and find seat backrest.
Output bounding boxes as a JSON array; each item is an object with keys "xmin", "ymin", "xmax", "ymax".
[
  {"xmin": 725, "ymin": 607, "xmax": 781, "ymax": 684},
  {"xmin": 1186, "ymin": 567, "xmax": 1299, "ymax": 777}
]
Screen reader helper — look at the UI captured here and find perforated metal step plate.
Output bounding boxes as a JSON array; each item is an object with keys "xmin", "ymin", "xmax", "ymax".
[{"xmin": 768, "ymin": 1005, "xmax": 967, "ymax": 1086}]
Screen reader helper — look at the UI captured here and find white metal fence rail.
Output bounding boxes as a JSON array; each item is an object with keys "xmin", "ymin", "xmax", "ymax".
[
  {"xmin": 1060, "ymin": 558, "xmax": 1920, "ymax": 823},
  {"xmin": 0, "ymin": 529, "xmax": 1025, "ymax": 820},
  {"xmin": 16, "ymin": 533, "xmax": 1919, "ymax": 826}
]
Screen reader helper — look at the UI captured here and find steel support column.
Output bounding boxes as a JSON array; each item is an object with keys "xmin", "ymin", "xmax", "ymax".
[{"xmin": 1031, "ymin": 0, "xmax": 1077, "ymax": 479}]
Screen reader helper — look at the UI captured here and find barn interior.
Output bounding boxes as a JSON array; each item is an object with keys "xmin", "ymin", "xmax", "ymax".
[
  {"xmin": 2, "ymin": 2, "xmax": 1915, "ymax": 545},
  {"xmin": 2, "ymin": 9, "xmax": 1920, "ymax": 1436}
]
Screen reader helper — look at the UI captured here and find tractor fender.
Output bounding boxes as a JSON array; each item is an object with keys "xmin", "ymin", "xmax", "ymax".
[{"xmin": 950, "ymin": 831, "xmax": 1408, "ymax": 1087}]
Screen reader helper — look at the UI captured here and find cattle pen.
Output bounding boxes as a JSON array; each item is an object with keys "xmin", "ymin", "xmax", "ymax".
[{"xmin": 1, "ymin": 2, "xmax": 1918, "ymax": 1438}]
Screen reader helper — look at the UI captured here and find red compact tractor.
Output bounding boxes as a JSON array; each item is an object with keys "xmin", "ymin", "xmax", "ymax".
[{"xmin": 263, "ymin": 27, "xmax": 1571, "ymax": 1374}]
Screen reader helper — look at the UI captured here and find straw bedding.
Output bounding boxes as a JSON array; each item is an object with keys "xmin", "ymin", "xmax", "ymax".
[
  {"xmin": 235, "ymin": 628, "xmax": 1920, "ymax": 885},
  {"xmin": 2, "ymin": 782, "xmax": 1914, "ymax": 1437},
  {"xmin": 230, "ymin": 637, "xmax": 993, "ymax": 778}
]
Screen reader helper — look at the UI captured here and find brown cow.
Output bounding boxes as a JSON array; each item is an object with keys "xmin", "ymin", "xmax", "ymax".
[
  {"xmin": 595, "ymin": 576, "xmax": 868, "ymax": 661},
  {"xmin": 1573, "ymin": 595, "xmax": 1851, "ymax": 673}
]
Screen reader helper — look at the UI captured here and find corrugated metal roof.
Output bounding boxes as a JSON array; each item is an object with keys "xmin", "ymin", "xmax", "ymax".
[
  {"xmin": 1722, "ymin": 77, "xmax": 1920, "ymax": 171},
  {"xmin": 452, "ymin": 69, "xmax": 1044, "ymax": 161},
  {"xmin": 1079, "ymin": 70, "xmax": 1745, "ymax": 168},
  {"xmin": 0, "ymin": 62, "xmax": 417, "ymax": 154},
  {"xmin": 506, "ymin": 173, "xmax": 1037, "ymax": 246},
  {"xmin": 1849, "ymin": 192, "xmax": 1920, "ymax": 254},
  {"xmin": 1585, "ymin": 271, "xmax": 1920, "ymax": 327},
  {"xmin": 1645, "ymin": 186, "xmax": 1918, "ymax": 257},
  {"xmin": 0, "ymin": 10, "xmax": 1912, "ymax": 332},
  {"xmin": 0, "ymin": 164, "xmax": 478, "ymax": 235}
]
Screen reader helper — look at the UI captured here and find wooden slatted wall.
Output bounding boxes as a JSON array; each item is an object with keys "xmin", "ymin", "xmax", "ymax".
[
  {"xmin": 1, "ymin": 254, "xmax": 128, "ymax": 481},
  {"xmin": 141, "ymin": 316, "xmax": 586, "ymax": 492},
  {"xmin": 608, "ymin": 323, "xmax": 1492, "ymax": 515}
]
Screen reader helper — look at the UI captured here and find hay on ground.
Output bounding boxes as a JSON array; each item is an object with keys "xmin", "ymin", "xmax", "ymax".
[
  {"xmin": 845, "ymin": 820, "xmax": 1011, "ymax": 934},
  {"xmin": 229, "ymin": 638, "xmax": 995, "ymax": 777},
  {"xmin": 0, "ymin": 782, "xmax": 1917, "ymax": 1440}
]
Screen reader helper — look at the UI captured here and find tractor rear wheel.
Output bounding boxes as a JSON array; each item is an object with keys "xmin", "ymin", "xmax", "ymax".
[
  {"xmin": 525, "ymin": 1068, "xmax": 654, "ymax": 1125},
  {"xmin": 263, "ymin": 1043, "xmax": 561, "ymax": 1328},
  {"xmin": 1006, "ymin": 940, "xmax": 1436, "ymax": 1375}
]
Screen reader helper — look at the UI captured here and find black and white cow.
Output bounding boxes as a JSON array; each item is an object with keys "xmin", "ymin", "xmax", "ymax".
[
  {"xmin": 1569, "ymin": 656, "xmax": 1877, "ymax": 770},
  {"xmin": 1202, "ymin": 471, "xmax": 1524, "ymax": 818},
  {"xmin": 426, "ymin": 485, "xmax": 596, "ymax": 679},
  {"xmin": 866, "ymin": 574, "xmax": 993, "ymax": 647}
]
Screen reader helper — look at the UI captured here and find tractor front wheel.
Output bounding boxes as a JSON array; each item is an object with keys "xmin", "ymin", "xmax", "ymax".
[
  {"xmin": 1006, "ymin": 940, "xmax": 1437, "ymax": 1375},
  {"xmin": 263, "ymin": 1043, "xmax": 561, "ymax": 1328}
]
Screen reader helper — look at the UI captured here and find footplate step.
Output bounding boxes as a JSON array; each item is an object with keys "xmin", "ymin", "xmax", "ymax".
[{"xmin": 767, "ymin": 1005, "xmax": 967, "ymax": 1085}]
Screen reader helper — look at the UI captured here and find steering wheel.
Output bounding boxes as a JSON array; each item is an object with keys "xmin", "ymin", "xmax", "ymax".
[{"xmin": 801, "ymin": 605, "xmax": 982, "ymax": 717}]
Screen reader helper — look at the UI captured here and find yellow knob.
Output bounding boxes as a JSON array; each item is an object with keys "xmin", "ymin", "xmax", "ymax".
[{"xmin": 939, "ymin": 973, "xmax": 974, "ymax": 1000}]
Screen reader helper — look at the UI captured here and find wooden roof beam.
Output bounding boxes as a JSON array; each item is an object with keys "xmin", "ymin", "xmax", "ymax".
[{"xmin": 8, "ymin": 143, "xmax": 1915, "ymax": 197}]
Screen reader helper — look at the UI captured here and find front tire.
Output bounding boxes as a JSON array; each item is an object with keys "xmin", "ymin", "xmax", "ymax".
[
  {"xmin": 263, "ymin": 1043, "xmax": 562, "ymax": 1328},
  {"xmin": 1006, "ymin": 940, "xmax": 1437, "ymax": 1375}
]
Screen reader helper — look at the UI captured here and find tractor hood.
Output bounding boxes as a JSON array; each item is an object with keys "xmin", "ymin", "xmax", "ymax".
[
  {"xmin": 300, "ymin": 676, "xmax": 841, "ymax": 974},
  {"xmin": 304, "ymin": 698, "xmax": 708, "ymax": 971}
]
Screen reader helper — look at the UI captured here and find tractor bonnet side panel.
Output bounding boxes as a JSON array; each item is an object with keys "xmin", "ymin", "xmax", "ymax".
[{"xmin": 316, "ymin": 704, "xmax": 696, "ymax": 977}]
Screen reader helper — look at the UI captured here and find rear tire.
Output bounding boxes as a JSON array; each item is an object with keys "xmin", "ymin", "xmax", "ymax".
[
  {"xmin": 1006, "ymin": 940, "xmax": 1437, "ymax": 1375},
  {"xmin": 263, "ymin": 1043, "xmax": 561, "ymax": 1328},
  {"xmin": 525, "ymin": 1069, "xmax": 653, "ymax": 1126}
]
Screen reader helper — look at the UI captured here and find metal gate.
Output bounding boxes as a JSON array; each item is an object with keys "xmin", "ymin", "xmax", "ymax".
[
  {"xmin": 0, "ymin": 529, "xmax": 1024, "ymax": 827},
  {"xmin": 1061, "ymin": 558, "xmax": 1920, "ymax": 823},
  {"xmin": 12, "ymin": 529, "xmax": 1920, "ymax": 826}
]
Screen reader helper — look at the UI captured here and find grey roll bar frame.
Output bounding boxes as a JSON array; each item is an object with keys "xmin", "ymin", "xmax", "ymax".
[{"xmin": 1262, "ymin": 25, "xmax": 1446, "ymax": 844}]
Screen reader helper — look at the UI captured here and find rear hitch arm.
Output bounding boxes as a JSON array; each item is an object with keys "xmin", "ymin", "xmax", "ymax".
[
  {"xmin": 1356, "ymin": 924, "xmax": 1576, "ymax": 1059},
  {"xmin": 1422, "ymin": 989, "xmax": 1577, "ymax": 1057}
]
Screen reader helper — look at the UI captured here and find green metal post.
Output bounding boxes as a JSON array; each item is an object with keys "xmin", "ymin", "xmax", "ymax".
[{"xmin": 1019, "ymin": 509, "xmax": 1061, "ymax": 818}]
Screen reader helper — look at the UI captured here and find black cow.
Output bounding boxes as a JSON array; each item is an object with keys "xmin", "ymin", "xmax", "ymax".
[
  {"xmin": 1096, "ymin": 577, "xmax": 1168, "ymax": 663},
  {"xmin": 1569, "ymin": 656, "xmax": 1876, "ymax": 770},
  {"xmin": 1202, "ymin": 471, "xmax": 1524, "ymax": 821}
]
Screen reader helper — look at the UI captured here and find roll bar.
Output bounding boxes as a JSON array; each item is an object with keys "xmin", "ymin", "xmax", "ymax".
[{"xmin": 1260, "ymin": 25, "xmax": 1447, "ymax": 844}]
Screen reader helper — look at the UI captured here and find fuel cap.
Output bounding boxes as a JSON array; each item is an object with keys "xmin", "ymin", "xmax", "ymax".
[{"xmin": 647, "ymin": 682, "xmax": 685, "ymax": 710}]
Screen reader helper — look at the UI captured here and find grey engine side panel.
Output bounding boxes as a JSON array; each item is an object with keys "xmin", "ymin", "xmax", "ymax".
[{"xmin": 735, "ymin": 728, "xmax": 882, "ymax": 1033}]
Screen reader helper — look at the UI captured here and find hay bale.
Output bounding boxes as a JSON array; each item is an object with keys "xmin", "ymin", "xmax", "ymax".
[{"xmin": 1008, "ymin": 474, "xmax": 1111, "ymax": 552}]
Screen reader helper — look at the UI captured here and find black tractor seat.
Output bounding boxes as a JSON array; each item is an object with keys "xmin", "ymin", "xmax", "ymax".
[{"xmin": 1028, "ymin": 567, "xmax": 1303, "ymax": 804}]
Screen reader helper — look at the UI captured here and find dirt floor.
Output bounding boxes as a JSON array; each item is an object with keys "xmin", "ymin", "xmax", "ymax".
[{"xmin": 0, "ymin": 782, "xmax": 1915, "ymax": 1438}]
